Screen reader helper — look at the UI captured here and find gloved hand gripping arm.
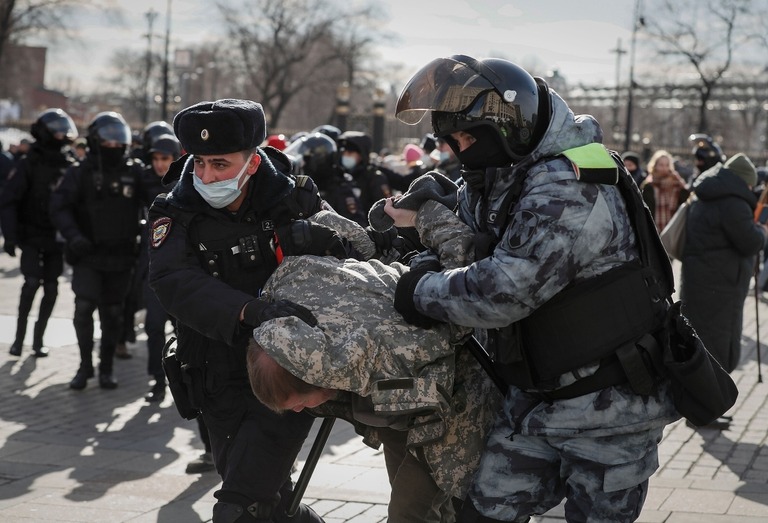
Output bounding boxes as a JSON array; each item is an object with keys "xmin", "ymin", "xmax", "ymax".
[{"xmin": 240, "ymin": 298, "xmax": 318, "ymax": 328}]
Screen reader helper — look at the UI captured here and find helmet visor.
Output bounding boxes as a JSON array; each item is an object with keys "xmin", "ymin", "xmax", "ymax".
[
  {"xmin": 47, "ymin": 115, "xmax": 78, "ymax": 143},
  {"xmin": 395, "ymin": 57, "xmax": 496, "ymax": 125},
  {"xmin": 95, "ymin": 122, "xmax": 131, "ymax": 146}
]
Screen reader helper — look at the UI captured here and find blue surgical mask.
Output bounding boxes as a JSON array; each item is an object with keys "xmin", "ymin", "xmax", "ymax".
[
  {"xmin": 439, "ymin": 151, "xmax": 451, "ymax": 162},
  {"xmin": 341, "ymin": 155, "xmax": 358, "ymax": 171},
  {"xmin": 193, "ymin": 154, "xmax": 253, "ymax": 209}
]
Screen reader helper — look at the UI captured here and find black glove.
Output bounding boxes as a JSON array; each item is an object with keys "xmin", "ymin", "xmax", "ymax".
[
  {"xmin": 394, "ymin": 261, "xmax": 441, "ymax": 328},
  {"xmin": 365, "ymin": 226, "xmax": 404, "ymax": 258},
  {"xmin": 275, "ymin": 220, "xmax": 347, "ymax": 259},
  {"xmin": 3, "ymin": 240, "xmax": 16, "ymax": 257},
  {"xmin": 69, "ymin": 236, "xmax": 94, "ymax": 258},
  {"xmin": 242, "ymin": 299, "xmax": 318, "ymax": 328}
]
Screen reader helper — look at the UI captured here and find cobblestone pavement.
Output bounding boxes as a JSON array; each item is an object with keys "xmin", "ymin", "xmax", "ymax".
[{"xmin": 0, "ymin": 254, "xmax": 766, "ymax": 522}]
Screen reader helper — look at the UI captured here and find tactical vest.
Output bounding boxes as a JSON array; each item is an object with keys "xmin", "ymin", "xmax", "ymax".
[
  {"xmin": 163, "ymin": 174, "xmax": 322, "ymax": 295},
  {"xmin": 486, "ymin": 144, "xmax": 674, "ymax": 395},
  {"xmin": 75, "ymin": 158, "xmax": 143, "ymax": 249}
]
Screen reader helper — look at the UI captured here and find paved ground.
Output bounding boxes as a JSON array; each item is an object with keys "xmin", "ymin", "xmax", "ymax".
[{"xmin": 0, "ymin": 253, "xmax": 767, "ymax": 522}]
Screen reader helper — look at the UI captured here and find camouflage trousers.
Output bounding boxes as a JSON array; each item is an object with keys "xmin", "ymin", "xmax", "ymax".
[{"xmin": 463, "ymin": 423, "xmax": 663, "ymax": 522}]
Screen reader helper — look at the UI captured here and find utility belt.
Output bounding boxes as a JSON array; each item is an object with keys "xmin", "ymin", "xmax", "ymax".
[
  {"xmin": 162, "ymin": 336, "xmax": 202, "ymax": 420},
  {"xmin": 163, "ymin": 333, "xmax": 250, "ymax": 420},
  {"xmin": 492, "ymin": 262, "xmax": 667, "ymax": 397}
]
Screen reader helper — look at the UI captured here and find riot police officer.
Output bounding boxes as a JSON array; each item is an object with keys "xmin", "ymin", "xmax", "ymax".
[
  {"xmin": 50, "ymin": 111, "xmax": 149, "ymax": 390},
  {"xmin": 690, "ymin": 133, "xmax": 726, "ymax": 179},
  {"xmin": 337, "ymin": 130, "xmax": 392, "ymax": 216},
  {"xmin": 147, "ymin": 99, "xmax": 354, "ymax": 523},
  {"xmin": 0, "ymin": 108, "xmax": 78, "ymax": 357},
  {"xmin": 393, "ymin": 55, "xmax": 679, "ymax": 522},
  {"xmin": 284, "ymin": 132, "xmax": 366, "ymax": 226}
]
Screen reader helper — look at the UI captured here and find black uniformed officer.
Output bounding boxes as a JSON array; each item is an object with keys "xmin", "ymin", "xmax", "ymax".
[
  {"xmin": 0, "ymin": 108, "xmax": 78, "ymax": 357},
  {"xmin": 50, "ymin": 111, "xmax": 149, "ymax": 390},
  {"xmin": 147, "ymin": 99, "xmax": 351, "ymax": 523},
  {"xmin": 138, "ymin": 133, "xmax": 181, "ymax": 402},
  {"xmin": 284, "ymin": 132, "xmax": 366, "ymax": 226},
  {"xmin": 337, "ymin": 131, "xmax": 392, "ymax": 216}
]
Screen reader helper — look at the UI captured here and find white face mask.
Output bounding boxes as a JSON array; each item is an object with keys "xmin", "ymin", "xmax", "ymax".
[
  {"xmin": 193, "ymin": 154, "xmax": 253, "ymax": 209},
  {"xmin": 341, "ymin": 154, "xmax": 358, "ymax": 171}
]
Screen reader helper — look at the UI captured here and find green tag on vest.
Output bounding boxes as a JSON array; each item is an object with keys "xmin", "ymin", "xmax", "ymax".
[{"xmin": 562, "ymin": 143, "xmax": 619, "ymax": 185}]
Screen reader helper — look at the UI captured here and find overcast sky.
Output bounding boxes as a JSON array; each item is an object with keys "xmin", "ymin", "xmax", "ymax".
[{"xmin": 42, "ymin": 0, "xmax": 638, "ymax": 94}]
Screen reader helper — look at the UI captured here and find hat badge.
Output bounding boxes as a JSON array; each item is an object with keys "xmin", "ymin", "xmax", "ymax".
[{"xmin": 201, "ymin": 129, "xmax": 209, "ymax": 141}]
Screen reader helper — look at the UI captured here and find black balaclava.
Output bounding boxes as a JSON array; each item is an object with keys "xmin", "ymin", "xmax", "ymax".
[{"xmin": 447, "ymin": 126, "xmax": 513, "ymax": 171}]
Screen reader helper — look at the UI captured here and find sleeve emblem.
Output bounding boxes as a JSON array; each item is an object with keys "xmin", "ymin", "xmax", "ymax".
[{"xmin": 151, "ymin": 217, "xmax": 172, "ymax": 249}]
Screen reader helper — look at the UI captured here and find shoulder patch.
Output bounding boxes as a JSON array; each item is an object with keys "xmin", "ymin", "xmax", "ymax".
[
  {"xmin": 151, "ymin": 217, "xmax": 172, "ymax": 249},
  {"xmin": 505, "ymin": 210, "xmax": 538, "ymax": 250}
]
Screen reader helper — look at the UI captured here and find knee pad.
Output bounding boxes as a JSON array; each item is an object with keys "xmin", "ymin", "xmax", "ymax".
[{"xmin": 74, "ymin": 298, "xmax": 97, "ymax": 324}]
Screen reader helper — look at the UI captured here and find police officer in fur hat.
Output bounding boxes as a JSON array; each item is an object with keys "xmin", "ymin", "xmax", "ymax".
[{"xmin": 147, "ymin": 99, "xmax": 354, "ymax": 523}]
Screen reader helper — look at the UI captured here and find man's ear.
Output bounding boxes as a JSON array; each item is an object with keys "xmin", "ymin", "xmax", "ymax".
[{"xmin": 248, "ymin": 153, "xmax": 262, "ymax": 175}]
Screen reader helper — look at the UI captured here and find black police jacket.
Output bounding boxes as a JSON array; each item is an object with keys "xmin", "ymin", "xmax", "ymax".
[
  {"xmin": 49, "ymin": 154, "xmax": 148, "ymax": 269},
  {"xmin": 147, "ymin": 147, "xmax": 322, "ymax": 370},
  {"xmin": 0, "ymin": 145, "xmax": 73, "ymax": 246}
]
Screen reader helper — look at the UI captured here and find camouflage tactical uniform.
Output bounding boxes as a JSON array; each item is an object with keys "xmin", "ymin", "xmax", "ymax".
[
  {"xmin": 253, "ymin": 203, "xmax": 501, "ymax": 510},
  {"xmin": 413, "ymin": 90, "xmax": 679, "ymax": 522}
]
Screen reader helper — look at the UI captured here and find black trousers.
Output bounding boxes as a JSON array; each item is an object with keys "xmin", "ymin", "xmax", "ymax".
[
  {"xmin": 202, "ymin": 378, "xmax": 322, "ymax": 522},
  {"xmin": 71, "ymin": 264, "xmax": 133, "ymax": 374}
]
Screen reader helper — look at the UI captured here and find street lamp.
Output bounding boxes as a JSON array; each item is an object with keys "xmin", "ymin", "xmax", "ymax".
[
  {"xmin": 371, "ymin": 87, "xmax": 386, "ymax": 154},
  {"xmin": 335, "ymin": 82, "xmax": 350, "ymax": 131},
  {"xmin": 624, "ymin": 0, "xmax": 644, "ymax": 152},
  {"xmin": 143, "ymin": 8, "xmax": 158, "ymax": 125}
]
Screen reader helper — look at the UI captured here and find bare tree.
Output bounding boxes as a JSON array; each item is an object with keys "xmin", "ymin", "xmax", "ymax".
[
  {"xmin": 106, "ymin": 48, "xmax": 165, "ymax": 125},
  {"xmin": 641, "ymin": 0, "xmax": 754, "ymax": 133},
  {"xmin": 0, "ymin": 0, "xmax": 84, "ymax": 69},
  {"xmin": 215, "ymin": 0, "xmax": 385, "ymax": 129}
]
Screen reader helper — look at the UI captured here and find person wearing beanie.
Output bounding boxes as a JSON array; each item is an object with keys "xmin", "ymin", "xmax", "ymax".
[
  {"xmin": 147, "ymin": 98, "xmax": 358, "ymax": 523},
  {"xmin": 681, "ymin": 152, "xmax": 768, "ymax": 429},
  {"xmin": 621, "ymin": 150, "xmax": 645, "ymax": 186}
]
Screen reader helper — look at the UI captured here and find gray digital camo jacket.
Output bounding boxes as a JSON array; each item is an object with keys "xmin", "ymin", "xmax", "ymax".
[
  {"xmin": 252, "ymin": 202, "xmax": 501, "ymax": 498},
  {"xmin": 413, "ymin": 89, "xmax": 679, "ymax": 438}
]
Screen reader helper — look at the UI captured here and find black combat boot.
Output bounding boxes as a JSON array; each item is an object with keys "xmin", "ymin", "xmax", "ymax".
[
  {"xmin": 145, "ymin": 378, "xmax": 166, "ymax": 402},
  {"xmin": 32, "ymin": 321, "xmax": 50, "ymax": 358},
  {"xmin": 9, "ymin": 314, "xmax": 28, "ymax": 356},
  {"xmin": 69, "ymin": 367, "xmax": 94, "ymax": 390},
  {"xmin": 33, "ymin": 282, "xmax": 57, "ymax": 358},
  {"xmin": 99, "ymin": 373, "xmax": 118, "ymax": 389},
  {"xmin": 10, "ymin": 279, "xmax": 38, "ymax": 356}
]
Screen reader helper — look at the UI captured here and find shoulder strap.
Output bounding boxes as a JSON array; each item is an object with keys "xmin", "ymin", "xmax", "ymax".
[{"xmin": 286, "ymin": 174, "xmax": 321, "ymax": 219}]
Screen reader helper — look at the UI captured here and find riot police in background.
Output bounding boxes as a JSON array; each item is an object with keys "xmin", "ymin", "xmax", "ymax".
[
  {"xmin": 50, "ymin": 111, "xmax": 150, "ymax": 390},
  {"xmin": 113, "ymin": 120, "xmax": 175, "ymax": 357},
  {"xmin": 0, "ymin": 108, "xmax": 78, "ymax": 357},
  {"xmin": 337, "ymin": 130, "xmax": 392, "ymax": 216},
  {"xmin": 690, "ymin": 133, "xmax": 726, "ymax": 181},
  {"xmin": 139, "ymin": 133, "xmax": 182, "ymax": 401},
  {"xmin": 141, "ymin": 121, "xmax": 175, "ymax": 158},
  {"xmin": 284, "ymin": 132, "xmax": 366, "ymax": 226}
]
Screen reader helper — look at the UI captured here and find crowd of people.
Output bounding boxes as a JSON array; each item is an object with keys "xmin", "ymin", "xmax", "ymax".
[{"xmin": 1, "ymin": 53, "xmax": 766, "ymax": 523}]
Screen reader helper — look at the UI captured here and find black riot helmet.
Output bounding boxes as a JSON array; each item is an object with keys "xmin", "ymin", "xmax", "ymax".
[
  {"xmin": 284, "ymin": 132, "xmax": 338, "ymax": 187},
  {"xmin": 396, "ymin": 55, "xmax": 548, "ymax": 163},
  {"xmin": 142, "ymin": 121, "xmax": 175, "ymax": 153},
  {"xmin": 30, "ymin": 108, "xmax": 78, "ymax": 149},
  {"xmin": 689, "ymin": 133, "xmax": 725, "ymax": 171},
  {"xmin": 311, "ymin": 124, "xmax": 342, "ymax": 143},
  {"xmin": 148, "ymin": 133, "xmax": 181, "ymax": 160},
  {"xmin": 86, "ymin": 112, "xmax": 131, "ymax": 169}
]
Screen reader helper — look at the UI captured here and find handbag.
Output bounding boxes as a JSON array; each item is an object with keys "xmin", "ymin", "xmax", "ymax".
[
  {"xmin": 660, "ymin": 301, "xmax": 738, "ymax": 426},
  {"xmin": 659, "ymin": 196, "xmax": 694, "ymax": 261}
]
